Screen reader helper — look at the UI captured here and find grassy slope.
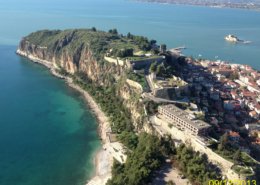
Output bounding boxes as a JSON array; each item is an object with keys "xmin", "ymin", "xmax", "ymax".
[{"xmin": 24, "ymin": 29, "xmax": 142, "ymax": 59}]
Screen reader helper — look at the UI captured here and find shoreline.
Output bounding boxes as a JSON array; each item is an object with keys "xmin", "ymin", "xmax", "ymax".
[
  {"xmin": 134, "ymin": 0, "xmax": 260, "ymax": 12},
  {"xmin": 16, "ymin": 49, "xmax": 113, "ymax": 185}
]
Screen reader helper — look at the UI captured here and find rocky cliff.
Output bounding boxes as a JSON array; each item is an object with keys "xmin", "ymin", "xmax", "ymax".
[
  {"xmin": 18, "ymin": 29, "xmax": 152, "ymax": 132},
  {"xmin": 18, "ymin": 30, "xmax": 123, "ymax": 84}
]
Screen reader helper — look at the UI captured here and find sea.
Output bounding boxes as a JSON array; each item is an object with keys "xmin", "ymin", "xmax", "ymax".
[{"xmin": 0, "ymin": 0, "xmax": 259, "ymax": 185}]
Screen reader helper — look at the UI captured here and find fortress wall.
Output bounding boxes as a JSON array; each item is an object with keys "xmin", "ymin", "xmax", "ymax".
[{"xmin": 126, "ymin": 79, "xmax": 143, "ymax": 93}]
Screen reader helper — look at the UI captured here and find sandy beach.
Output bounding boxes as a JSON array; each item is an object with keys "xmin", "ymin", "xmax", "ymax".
[
  {"xmin": 67, "ymin": 82, "xmax": 113, "ymax": 185},
  {"xmin": 67, "ymin": 79, "xmax": 113, "ymax": 185},
  {"xmin": 16, "ymin": 49, "xmax": 113, "ymax": 185}
]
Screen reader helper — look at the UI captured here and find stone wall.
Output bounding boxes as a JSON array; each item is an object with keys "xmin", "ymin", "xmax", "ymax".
[
  {"xmin": 128, "ymin": 56, "xmax": 165, "ymax": 69},
  {"xmin": 153, "ymin": 115, "xmax": 234, "ymax": 175},
  {"xmin": 153, "ymin": 87, "xmax": 174, "ymax": 100},
  {"xmin": 104, "ymin": 56, "xmax": 125, "ymax": 66},
  {"xmin": 126, "ymin": 79, "xmax": 143, "ymax": 93}
]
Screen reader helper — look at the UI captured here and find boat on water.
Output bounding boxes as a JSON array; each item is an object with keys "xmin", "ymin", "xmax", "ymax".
[
  {"xmin": 225, "ymin": 34, "xmax": 240, "ymax": 42},
  {"xmin": 224, "ymin": 34, "xmax": 252, "ymax": 44}
]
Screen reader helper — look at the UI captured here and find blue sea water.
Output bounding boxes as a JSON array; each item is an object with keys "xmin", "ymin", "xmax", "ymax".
[
  {"xmin": 0, "ymin": 45, "xmax": 101, "ymax": 185},
  {"xmin": 0, "ymin": 0, "xmax": 260, "ymax": 185},
  {"xmin": 0, "ymin": 0, "xmax": 260, "ymax": 69}
]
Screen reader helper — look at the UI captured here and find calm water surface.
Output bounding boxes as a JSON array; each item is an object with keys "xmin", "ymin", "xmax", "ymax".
[
  {"xmin": 0, "ymin": 0, "xmax": 259, "ymax": 68},
  {"xmin": 0, "ymin": 45, "xmax": 101, "ymax": 185},
  {"xmin": 0, "ymin": 0, "xmax": 260, "ymax": 185}
]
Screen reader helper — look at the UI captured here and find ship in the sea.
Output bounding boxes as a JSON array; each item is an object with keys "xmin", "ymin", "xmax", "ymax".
[
  {"xmin": 225, "ymin": 34, "xmax": 240, "ymax": 42},
  {"xmin": 224, "ymin": 34, "xmax": 252, "ymax": 44}
]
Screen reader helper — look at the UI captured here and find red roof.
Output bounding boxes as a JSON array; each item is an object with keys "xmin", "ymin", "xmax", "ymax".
[
  {"xmin": 231, "ymin": 90, "xmax": 237, "ymax": 96},
  {"xmin": 249, "ymin": 81, "xmax": 258, "ymax": 87},
  {"xmin": 242, "ymin": 91, "xmax": 255, "ymax": 97},
  {"xmin": 250, "ymin": 111, "xmax": 257, "ymax": 117},
  {"xmin": 255, "ymin": 104, "xmax": 260, "ymax": 110},
  {"xmin": 229, "ymin": 131, "xmax": 240, "ymax": 138},
  {"xmin": 254, "ymin": 138, "xmax": 260, "ymax": 144}
]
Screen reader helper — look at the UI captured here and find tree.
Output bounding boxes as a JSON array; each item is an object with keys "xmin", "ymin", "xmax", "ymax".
[
  {"xmin": 233, "ymin": 149, "xmax": 242, "ymax": 164},
  {"xmin": 150, "ymin": 39, "xmax": 157, "ymax": 45},
  {"xmin": 229, "ymin": 72, "xmax": 239, "ymax": 80},
  {"xmin": 91, "ymin": 27, "xmax": 96, "ymax": 32},
  {"xmin": 149, "ymin": 62, "xmax": 157, "ymax": 73},
  {"xmin": 107, "ymin": 133, "xmax": 165, "ymax": 185},
  {"xmin": 156, "ymin": 63, "xmax": 165, "ymax": 76},
  {"xmin": 218, "ymin": 133, "xmax": 229, "ymax": 151},
  {"xmin": 174, "ymin": 144, "xmax": 221, "ymax": 184},
  {"xmin": 151, "ymin": 48, "xmax": 160, "ymax": 55},
  {"xmin": 109, "ymin": 28, "xmax": 118, "ymax": 34},
  {"xmin": 160, "ymin": 134, "xmax": 176, "ymax": 156},
  {"xmin": 115, "ymin": 48, "xmax": 133, "ymax": 58},
  {"xmin": 127, "ymin": 32, "xmax": 133, "ymax": 39},
  {"xmin": 160, "ymin": 44, "xmax": 167, "ymax": 52},
  {"xmin": 117, "ymin": 131, "xmax": 138, "ymax": 150}
]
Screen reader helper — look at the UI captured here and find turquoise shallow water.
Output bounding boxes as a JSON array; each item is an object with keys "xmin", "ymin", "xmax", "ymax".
[
  {"xmin": 0, "ymin": 45, "xmax": 101, "ymax": 185},
  {"xmin": 0, "ymin": 0, "xmax": 259, "ymax": 185}
]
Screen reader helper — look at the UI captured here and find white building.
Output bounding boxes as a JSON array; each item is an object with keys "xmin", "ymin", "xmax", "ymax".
[{"xmin": 158, "ymin": 104, "xmax": 211, "ymax": 136}]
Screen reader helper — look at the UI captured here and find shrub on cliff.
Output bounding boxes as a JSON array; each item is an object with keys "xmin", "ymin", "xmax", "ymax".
[{"xmin": 107, "ymin": 133, "xmax": 165, "ymax": 185}]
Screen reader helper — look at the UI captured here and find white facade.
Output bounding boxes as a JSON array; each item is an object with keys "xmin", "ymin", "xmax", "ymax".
[{"xmin": 158, "ymin": 104, "xmax": 211, "ymax": 136}]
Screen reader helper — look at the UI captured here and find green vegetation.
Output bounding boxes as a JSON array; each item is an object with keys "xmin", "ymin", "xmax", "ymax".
[
  {"xmin": 25, "ymin": 29, "xmax": 179, "ymax": 185},
  {"xmin": 233, "ymin": 149, "xmax": 242, "ymax": 163},
  {"xmin": 241, "ymin": 152, "xmax": 258, "ymax": 167},
  {"xmin": 91, "ymin": 27, "xmax": 97, "ymax": 32},
  {"xmin": 24, "ymin": 29, "xmax": 156, "ymax": 62},
  {"xmin": 209, "ymin": 133, "xmax": 258, "ymax": 177},
  {"xmin": 126, "ymin": 71, "xmax": 148, "ymax": 90},
  {"xmin": 73, "ymin": 72, "xmax": 133, "ymax": 133},
  {"xmin": 126, "ymin": 32, "xmax": 155, "ymax": 51},
  {"xmin": 173, "ymin": 144, "xmax": 221, "ymax": 185},
  {"xmin": 166, "ymin": 181, "xmax": 176, "ymax": 185},
  {"xmin": 127, "ymin": 56, "xmax": 145, "ymax": 61},
  {"xmin": 143, "ymin": 100, "xmax": 161, "ymax": 115},
  {"xmin": 149, "ymin": 62, "xmax": 157, "ymax": 73},
  {"xmin": 149, "ymin": 62, "xmax": 176, "ymax": 78},
  {"xmin": 117, "ymin": 131, "xmax": 138, "ymax": 150},
  {"xmin": 25, "ymin": 29, "xmax": 118, "ymax": 60},
  {"xmin": 195, "ymin": 113, "xmax": 206, "ymax": 121},
  {"xmin": 108, "ymin": 38, "xmax": 140, "ymax": 54},
  {"xmin": 25, "ymin": 28, "xmax": 244, "ymax": 184},
  {"xmin": 229, "ymin": 71, "xmax": 239, "ymax": 80},
  {"xmin": 110, "ymin": 48, "xmax": 134, "ymax": 58},
  {"xmin": 108, "ymin": 28, "xmax": 118, "ymax": 35},
  {"xmin": 210, "ymin": 133, "xmax": 240, "ymax": 162},
  {"xmin": 55, "ymin": 67, "xmax": 70, "ymax": 76},
  {"xmin": 107, "ymin": 133, "xmax": 175, "ymax": 185},
  {"xmin": 232, "ymin": 165, "xmax": 254, "ymax": 176},
  {"xmin": 73, "ymin": 72, "xmax": 175, "ymax": 185}
]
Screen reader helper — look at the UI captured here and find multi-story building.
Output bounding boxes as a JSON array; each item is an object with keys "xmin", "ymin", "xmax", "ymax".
[{"xmin": 158, "ymin": 104, "xmax": 211, "ymax": 136}]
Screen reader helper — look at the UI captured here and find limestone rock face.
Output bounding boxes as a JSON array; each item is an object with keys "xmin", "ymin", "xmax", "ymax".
[
  {"xmin": 18, "ymin": 37, "xmax": 119, "ymax": 85},
  {"xmin": 18, "ymin": 29, "xmax": 153, "ymax": 133}
]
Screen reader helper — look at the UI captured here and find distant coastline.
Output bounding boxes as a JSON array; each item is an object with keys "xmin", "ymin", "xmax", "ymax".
[{"xmin": 132, "ymin": 0, "xmax": 260, "ymax": 11}]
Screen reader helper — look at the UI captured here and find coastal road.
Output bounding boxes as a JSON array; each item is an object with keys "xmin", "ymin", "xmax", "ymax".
[{"xmin": 142, "ymin": 92, "xmax": 189, "ymax": 105}]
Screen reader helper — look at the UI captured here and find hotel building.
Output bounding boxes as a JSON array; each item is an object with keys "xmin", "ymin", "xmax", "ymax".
[{"xmin": 158, "ymin": 104, "xmax": 211, "ymax": 136}]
